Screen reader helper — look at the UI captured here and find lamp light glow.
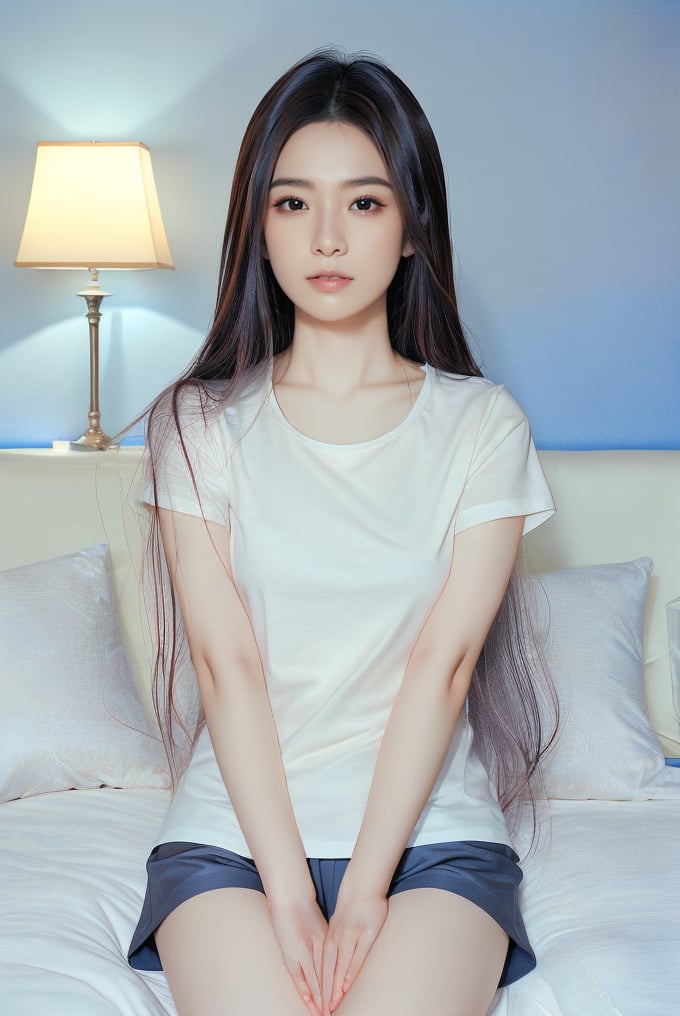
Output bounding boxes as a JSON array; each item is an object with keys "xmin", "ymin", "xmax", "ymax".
[{"xmin": 15, "ymin": 141, "xmax": 174, "ymax": 449}]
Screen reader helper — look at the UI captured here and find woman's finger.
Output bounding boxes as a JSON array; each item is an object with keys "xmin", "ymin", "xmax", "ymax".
[
  {"xmin": 312, "ymin": 935, "xmax": 325, "ymax": 999},
  {"xmin": 291, "ymin": 964, "xmax": 313, "ymax": 1009},
  {"xmin": 321, "ymin": 937, "xmax": 338, "ymax": 1015},
  {"xmin": 330, "ymin": 940, "xmax": 358, "ymax": 1013},
  {"xmin": 298, "ymin": 954, "xmax": 322, "ymax": 1014},
  {"xmin": 341, "ymin": 929, "xmax": 374, "ymax": 995},
  {"xmin": 333, "ymin": 926, "xmax": 381, "ymax": 1009},
  {"xmin": 280, "ymin": 953, "xmax": 317, "ymax": 1015}
]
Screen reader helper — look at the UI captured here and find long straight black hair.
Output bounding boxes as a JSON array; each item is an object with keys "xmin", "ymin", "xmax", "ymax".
[{"xmin": 141, "ymin": 48, "xmax": 557, "ymax": 839}]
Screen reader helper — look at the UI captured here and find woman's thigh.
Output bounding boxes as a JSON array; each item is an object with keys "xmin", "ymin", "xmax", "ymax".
[
  {"xmin": 337, "ymin": 888, "xmax": 508, "ymax": 1016},
  {"xmin": 154, "ymin": 886, "xmax": 309, "ymax": 1016}
]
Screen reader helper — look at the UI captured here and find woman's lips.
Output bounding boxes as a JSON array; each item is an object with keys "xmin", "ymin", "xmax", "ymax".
[{"xmin": 307, "ymin": 274, "xmax": 353, "ymax": 292}]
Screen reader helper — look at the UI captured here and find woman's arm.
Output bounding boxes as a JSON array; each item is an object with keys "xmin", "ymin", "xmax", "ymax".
[
  {"xmin": 158, "ymin": 508, "xmax": 326, "ymax": 1014},
  {"xmin": 322, "ymin": 515, "xmax": 525, "ymax": 1014}
]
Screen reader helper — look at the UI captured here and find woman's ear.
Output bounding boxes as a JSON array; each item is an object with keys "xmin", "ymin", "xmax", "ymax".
[{"xmin": 402, "ymin": 239, "xmax": 415, "ymax": 257}]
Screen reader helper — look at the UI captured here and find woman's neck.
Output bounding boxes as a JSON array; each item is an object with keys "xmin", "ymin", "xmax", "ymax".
[{"xmin": 275, "ymin": 318, "xmax": 414, "ymax": 397}]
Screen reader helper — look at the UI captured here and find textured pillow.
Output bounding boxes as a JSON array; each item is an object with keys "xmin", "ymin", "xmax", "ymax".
[
  {"xmin": 0, "ymin": 544, "xmax": 169, "ymax": 802},
  {"xmin": 531, "ymin": 557, "xmax": 679, "ymax": 799}
]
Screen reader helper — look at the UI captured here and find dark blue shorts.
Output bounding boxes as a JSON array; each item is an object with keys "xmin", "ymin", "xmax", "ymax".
[{"xmin": 128, "ymin": 839, "xmax": 535, "ymax": 987}]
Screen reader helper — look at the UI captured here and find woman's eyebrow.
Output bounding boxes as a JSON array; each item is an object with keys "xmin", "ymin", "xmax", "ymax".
[{"xmin": 269, "ymin": 176, "xmax": 393, "ymax": 189}]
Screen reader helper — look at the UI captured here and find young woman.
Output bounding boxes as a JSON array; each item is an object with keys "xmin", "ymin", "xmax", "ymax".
[{"xmin": 128, "ymin": 49, "xmax": 557, "ymax": 1016}]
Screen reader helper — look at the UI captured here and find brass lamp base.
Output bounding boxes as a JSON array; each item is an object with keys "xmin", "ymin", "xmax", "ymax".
[
  {"xmin": 69, "ymin": 423, "xmax": 114, "ymax": 451},
  {"xmin": 72, "ymin": 269, "xmax": 114, "ymax": 451}
]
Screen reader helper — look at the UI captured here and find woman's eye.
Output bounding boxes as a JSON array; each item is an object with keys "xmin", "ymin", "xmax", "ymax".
[
  {"xmin": 352, "ymin": 196, "xmax": 383, "ymax": 212},
  {"xmin": 274, "ymin": 197, "xmax": 306, "ymax": 212}
]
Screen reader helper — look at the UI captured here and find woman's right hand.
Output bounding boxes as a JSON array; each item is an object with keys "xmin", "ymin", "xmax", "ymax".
[{"xmin": 269, "ymin": 895, "xmax": 328, "ymax": 1015}]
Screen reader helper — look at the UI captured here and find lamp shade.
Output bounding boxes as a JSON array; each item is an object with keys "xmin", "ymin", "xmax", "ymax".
[{"xmin": 14, "ymin": 141, "xmax": 174, "ymax": 270}]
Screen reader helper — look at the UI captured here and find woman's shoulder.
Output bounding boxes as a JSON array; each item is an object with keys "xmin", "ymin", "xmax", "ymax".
[
  {"xmin": 428, "ymin": 366, "xmax": 503, "ymax": 408},
  {"xmin": 427, "ymin": 367, "xmax": 529, "ymax": 429},
  {"xmin": 153, "ymin": 360, "xmax": 270, "ymax": 434},
  {"xmin": 429, "ymin": 366, "xmax": 496, "ymax": 389},
  {"xmin": 216, "ymin": 360, "xmax": 272, "ymax": 442}
]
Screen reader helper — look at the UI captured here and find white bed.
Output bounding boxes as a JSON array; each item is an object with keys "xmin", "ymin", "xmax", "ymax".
[
  {"xmin": 1, "ymin": 789, "xmax": 173, "ymax": 1015},
  {"xmin": 3, "ymin": 793, "xmax": 678, "ymax": 1016},
  {"xmin": 1, "ymin": 448, "xmax": 679, "ymax": 1015}
]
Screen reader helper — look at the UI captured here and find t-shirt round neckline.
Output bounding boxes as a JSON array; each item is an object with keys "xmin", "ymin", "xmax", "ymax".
[{"xmin": 267, "ymin": 360, "xmax": 433, "ymax": 451}]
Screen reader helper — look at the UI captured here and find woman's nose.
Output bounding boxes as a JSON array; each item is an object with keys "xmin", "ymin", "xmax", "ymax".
[{"xmin": 312, "ymin": 207, "xmax": 348, "ymax": 256}]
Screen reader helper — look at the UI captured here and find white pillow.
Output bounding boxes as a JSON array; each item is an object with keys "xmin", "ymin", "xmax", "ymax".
[
  {"xmin": 0, "ymin": 544, "xmax": 169, "ymax": 802},
  {"xmin": 532, "ymin": 557, "xmax": 680, "ymax": 799}
]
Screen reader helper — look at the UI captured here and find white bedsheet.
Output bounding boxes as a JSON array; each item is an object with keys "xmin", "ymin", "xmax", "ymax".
[
  {"xmin": 1, "ymin": 790, "xmax": 679, "ymax": 1015},
  {"xmin": 0, "ymin": 788, "xmax": 174, "ymax": 1016},
  {"xmin": 498, "ymin": 798, "xmax": 680, "ymax": 1016}
]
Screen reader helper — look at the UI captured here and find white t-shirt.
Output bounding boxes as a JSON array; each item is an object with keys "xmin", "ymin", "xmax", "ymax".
[{"xmin": 148, "ymin": 360, "xmax": 555, "ymax": 858}]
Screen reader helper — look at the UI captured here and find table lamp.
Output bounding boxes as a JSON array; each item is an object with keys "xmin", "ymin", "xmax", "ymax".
[{"xmin": 15, "ymin": 141, "xmax": 174, "ymax": 449}]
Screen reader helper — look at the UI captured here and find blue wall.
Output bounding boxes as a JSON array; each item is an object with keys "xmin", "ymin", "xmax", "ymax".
[{"xmin": 0, "ymin": 0, "xmax": 678, "ymax": 448}]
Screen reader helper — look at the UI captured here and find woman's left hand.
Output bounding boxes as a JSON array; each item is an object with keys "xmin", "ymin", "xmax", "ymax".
[{"xmin": 321, "ymin": 887, "xmax": 388, "ymax": 1014}]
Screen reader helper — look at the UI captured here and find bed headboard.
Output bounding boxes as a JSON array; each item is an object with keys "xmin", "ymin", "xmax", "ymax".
[
  {"xmin": 1, "ymin": 448, "xmax": 678, "ymax": 752},
  {"xmin": 525, "ymin": 450, "xmax": 679, "ymax": 754}
]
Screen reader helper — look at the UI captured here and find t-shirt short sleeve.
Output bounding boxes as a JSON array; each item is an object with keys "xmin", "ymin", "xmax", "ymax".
[
  {"xmin": 454, "ymin": 385, "xmax": 555, "ymax": 537},
  {"xmin": 141, "ymin": 391, "xmax": 229, "ymax": 527}
]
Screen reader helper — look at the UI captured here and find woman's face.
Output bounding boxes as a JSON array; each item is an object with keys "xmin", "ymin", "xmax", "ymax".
[{"xmin": 263, "ymin": 120, "xmax": 413, "ymax": 330}]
